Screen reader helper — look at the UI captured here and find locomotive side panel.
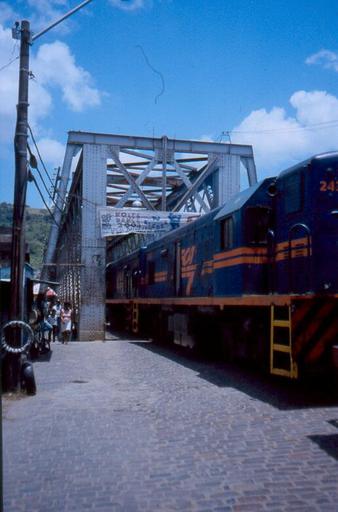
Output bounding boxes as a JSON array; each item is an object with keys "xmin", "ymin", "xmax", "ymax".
[
  {"xmin": 213, "ymin": 180, "xmax": 274, "ymax": 296},
  {"xmin": 212, "ymin": 212, "xmax": 244, "ymax": 296}
]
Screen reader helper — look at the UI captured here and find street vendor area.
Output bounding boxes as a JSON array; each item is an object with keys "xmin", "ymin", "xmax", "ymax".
[{"xmin": 3, "ymin": 336, "xmax": 338, "ymax": 512}]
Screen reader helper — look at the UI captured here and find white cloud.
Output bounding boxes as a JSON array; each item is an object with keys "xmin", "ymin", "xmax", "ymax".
[
  {"xmin": 306, "ymin": 49, "xmax": 338, "ymax": 72},
  {"xmin": 199, "ymin": 134, "xmax": 214, "ymax": 143},
  {"xmin": 0, "ymin": 22, "xmax": 102, "ymax": 147},
  {"xmin": 0, "ymin": 1, "xmax": 75, "ymax": 35},
  {"xmin": 27, "ymin": 0, "xmax": 72, "ymax": 34},
  {"xmin": 109, "ymin": 0, "xmax": 146, "ymax": 11},
  {"xmin": 0, "ymin": 2, "xmax": 18, "ymax": 24},
  {"xmin": 27, "ymin": 0, "xmax": 69, "ymax": 15},
  {"xmin": 0, "ymin": 24, "xmax": 20, "ymax": 143},
  {"xmin": 32, "ymin": 41, "xmax": 101, "ymax": 111},
  {"xmin": 35, "ymin": 137, "xmax": 65, "ymax": 168},
  {"xmin": 290, "ymin": 90, "xmax": 338, "ymax": 125},
  {"xmin": 230, "ymin": 90, "xmax": 338, "ymax": 177}
]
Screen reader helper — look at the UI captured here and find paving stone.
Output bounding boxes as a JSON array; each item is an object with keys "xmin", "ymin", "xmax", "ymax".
[{"xmin": 3, "ymin": 338, "xmax": 338, "ymax": 511}]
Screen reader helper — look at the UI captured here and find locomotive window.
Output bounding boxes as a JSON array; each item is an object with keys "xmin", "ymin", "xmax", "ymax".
[
  {"xmin": 220, "ymin": 217, "xmax": 234, "ymax": 250},
  {"xmin": 284, "ymin": 173, "xmax": 303, "ymax": 214},
  {"xmin": 148, "ymin": 261, "xmax": 155, "ymax": 285},
  {"xmin": 245, "ymin": 206, "xmax": 272, "ymax": 245}
]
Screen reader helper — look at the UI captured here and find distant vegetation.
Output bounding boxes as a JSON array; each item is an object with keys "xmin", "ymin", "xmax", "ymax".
[{"xmin": 0, "ymin": 202, "xmax": 52, "ymax": 270}]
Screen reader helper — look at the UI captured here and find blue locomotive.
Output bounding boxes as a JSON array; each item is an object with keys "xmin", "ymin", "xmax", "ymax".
[{"xmin": 106, "ymin": 152, "xmax": 338, "ymax": 379}]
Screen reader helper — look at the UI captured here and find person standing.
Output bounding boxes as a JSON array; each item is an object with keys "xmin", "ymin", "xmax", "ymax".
[
  {"xmin": 60, "ymin": 302, "xmax": 72, "ymax": 344},
  {"xmin": 52, "ymin": 299, "xmax": 62, "ymax": 339},
  {"xmin": 47, "ymin": 309, "xmax": 58, "ymax": 342}
]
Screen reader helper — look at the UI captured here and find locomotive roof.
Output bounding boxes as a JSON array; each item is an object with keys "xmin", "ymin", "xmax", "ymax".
[
  {"xmin": 214, "ymin": 179, "xmax": 271, "ymax": 220},
  {"xmin": 278, "ymin": 151, "xmax": 338, "ymax": 178}
]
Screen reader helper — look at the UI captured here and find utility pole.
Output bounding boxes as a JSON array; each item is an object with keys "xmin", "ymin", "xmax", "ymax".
[
  {"xmin": 7, "ymin": 1, "xmax": 95, "ymax": 390},
  {"xmin": 7, "ymin": 20, "xmax": 31, "ymax": 392},
  {"xmin": 10, "ymin": 20, "xmax": 30, "ymax": 325}
]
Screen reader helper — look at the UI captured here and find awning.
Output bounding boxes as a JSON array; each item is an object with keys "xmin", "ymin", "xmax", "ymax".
[{"xmin": 33, "ymin": 280, "xmax": 59, "ymax": 296}]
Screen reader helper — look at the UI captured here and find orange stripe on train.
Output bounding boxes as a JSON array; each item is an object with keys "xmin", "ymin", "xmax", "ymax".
[
  {"xmin": 214, "ymin": 246, "xmax": 267, "ymax": 261},
  {"xmin": 214, "ymin": 256, "xmax": 269, "ymax": 269}
]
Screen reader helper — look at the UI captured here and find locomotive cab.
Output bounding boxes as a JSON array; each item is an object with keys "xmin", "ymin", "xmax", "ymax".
[
  {"xmin": 274, "ymin": 152, "xmax": 338, "ymax": 295},
  {"xmin": 310, "ymin": 154, "xmax": 338, "ymax": 294}
]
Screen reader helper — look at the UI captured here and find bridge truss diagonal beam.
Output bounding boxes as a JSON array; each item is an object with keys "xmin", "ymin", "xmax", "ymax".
[
  {"xmin": 110, "ymin": 148, "xmax": 155, "ymax": 210},
  {"xmin": 115, "ymin": 157, "xmax": 157, "ymax": 208}
]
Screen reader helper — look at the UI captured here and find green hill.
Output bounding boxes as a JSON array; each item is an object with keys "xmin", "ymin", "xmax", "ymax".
[{"xmin": 0, "ymin": 202, "xmax": 52, "ymax": 269}]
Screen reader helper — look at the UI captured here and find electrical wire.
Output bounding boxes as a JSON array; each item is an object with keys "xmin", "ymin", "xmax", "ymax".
[
  {"xmin": 228, "ymin": 119, "xmax": 338, "ymax": 135},
  {"xmin": 67, "ymin": 192, "xmax": 101, "ymax": 208},
  {"xmin": 0, "ymin": 55, "xmax": 19, "ymax": 73},
  {"xmin": 34, "ymin": 165, "xmax": 64, "ymax": 215},
  {"xmin": 28, "ymin": 124, "xmax": 54, "ymax": 187},
  {"xmin": 28, "ymin": 149, "xmax": 65, "ymax": 216},
  {"xmin": 27, "ymin": 124, "xmax": 70, "ymax": 216},
  {"xmin": 29, "ymin": 173, "xmax": 61, "ymax": 227},
  {"xmin": 10, "ymin": 39, "xmax": 19, "ymax": 59},
  {"xmin": 27, "ymin": 144, "xmax": 51, "ymax": 194}
]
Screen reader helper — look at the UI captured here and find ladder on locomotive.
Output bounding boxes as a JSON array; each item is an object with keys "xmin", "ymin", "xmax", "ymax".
[{"xmin": 270, "ymin": 305, "xmax": 298, "ymax": 378}]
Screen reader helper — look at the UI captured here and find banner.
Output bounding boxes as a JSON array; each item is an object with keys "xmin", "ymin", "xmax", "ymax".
[{"xmin": 99, "ymin": 208, "xmax": 200, "ymax": 237}]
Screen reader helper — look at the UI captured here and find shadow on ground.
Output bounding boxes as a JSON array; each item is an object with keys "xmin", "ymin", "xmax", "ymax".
[
  {"xmin": 308, "ymin": 434, "xmax": 338, "ymax": 461},
  {"xmin": 30, "ymin": 348, "xmax": 53, "ymax": 363},
  {"xmin": 122, "ymin": 336, "xmax": 338, "ymax": 411}
]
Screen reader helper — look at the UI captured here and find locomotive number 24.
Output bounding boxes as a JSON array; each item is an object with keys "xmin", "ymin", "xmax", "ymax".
[{"xmin": 320, "ymin": 180, "xmax": 338, "ymax": 192}]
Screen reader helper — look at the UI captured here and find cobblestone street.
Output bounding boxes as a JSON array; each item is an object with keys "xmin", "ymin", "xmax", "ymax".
[{"xmin": 3, "ymin": 336, "xmax": 338, "ymax": 512}]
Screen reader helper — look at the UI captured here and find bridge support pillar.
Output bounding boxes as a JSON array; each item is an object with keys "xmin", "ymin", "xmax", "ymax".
[
  {"xmin": 79, "ymin": 144, "xmax": 108, "ymax": 340},
  {"xmin": 213, "ymin": 154, "xmax": 241, "ymax": 204}
]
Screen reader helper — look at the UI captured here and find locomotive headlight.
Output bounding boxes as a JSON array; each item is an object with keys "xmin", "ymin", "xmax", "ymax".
[{"xmin": 323, "ymin": 282, "xmax": 332, "ymax": 290}]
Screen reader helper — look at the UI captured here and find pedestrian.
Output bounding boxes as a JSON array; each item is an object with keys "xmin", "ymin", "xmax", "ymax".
[
  {"xmin": 47, "ymin": 309, "xmax": 58, "ymax": 342},
  {"xmin": 40, "ymin": 315, "xmax": 52, "ymax": 342},
  {"xmin": 60, "ymin": 302, "xmax": 72, "ymax": 344},
  {"xmin": 40, "ymin": 294, "xmax": 49, "ymax": 319},
  {"xmin": 52, "ymin": 299, "xmax": 62, "ymax": 339}
]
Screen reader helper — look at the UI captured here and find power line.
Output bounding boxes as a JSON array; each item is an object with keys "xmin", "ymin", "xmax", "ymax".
[
  {"xmin": 29, "ymin": 173, "xmax": 61, "ymax": 227},
  {"xmin": 28, "ymin": 124, "xmax": 54, "ymax": 187},
  {"xmin": 27, "ymin": 125, "xmax": 69, "ymax": 214},
  {"xmin": 30, "ymin": 163, "xmax": 64, "ymax": 215},
  {"xmin": 10, "ymin": 39, "xmax": 19, "ymax": 59},
  {"xmin": 229, "ymin": 119, "xmax": 338, "ymax": 135},
  {"xmin": 0, "ymin": 55, "xmax": 19, "ymax": 73},
  {"xmin": 27, "ymin": 144, "xmax": 65, "ymax": 216},
  {"xmin": 67, "ymin": 192, "xmax": 101, "ymax": 207}
]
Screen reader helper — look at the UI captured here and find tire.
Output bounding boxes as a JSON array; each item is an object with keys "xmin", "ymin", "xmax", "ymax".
[
  {"xmin": 21, "ymin": 362, "xmax": 37, "ymax": 395},
  {"xmin": 1, "ymin": 320, "xmax": 34, "ymax": 354}
]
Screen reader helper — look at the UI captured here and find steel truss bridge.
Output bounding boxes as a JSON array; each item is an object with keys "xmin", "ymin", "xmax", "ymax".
[{"xmin": 42, "ymin": 131, "xmax": 257, "ymax": 340}]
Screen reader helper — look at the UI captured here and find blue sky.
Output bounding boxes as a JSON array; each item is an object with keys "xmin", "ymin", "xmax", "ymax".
[{"xmin": 1, "ymin": 0, "xmax": 338, "ymax": 208}]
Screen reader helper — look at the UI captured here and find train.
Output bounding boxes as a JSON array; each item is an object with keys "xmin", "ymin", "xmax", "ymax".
[{"xmin": 106, "ymin": 152, "xmax": 338, "ymax": 379}]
